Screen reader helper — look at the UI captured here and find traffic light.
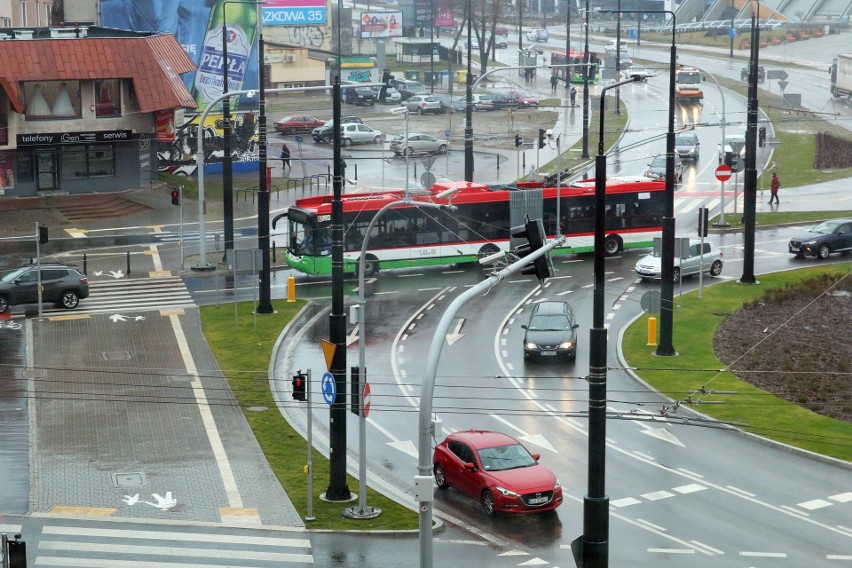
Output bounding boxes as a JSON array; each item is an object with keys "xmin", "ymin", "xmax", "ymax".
[
  {"xmin": 538, "ymin": 128, "xmax": 546, "ymax": 149},
  {"xmin": 351, "ymin": 366, "xmax": 361, "ymax": 416},
  {"xmin": 758, "ymin": 126, "xmax": 766, "ymax": 147},
  {"xmin": 724, "ymin": 152, "xmax": 741, "ymax": 172},
  {"xmin": 170, "ymin": 188, "xmax": 180, "ymax": 206},
  {"xmin": 38, "ymin": 225, "xmax": 48, "ymax": 245},
  {"xmin": 380, "ymin": 69, "xmax": 394, "ymax": 103},
  {"xmin": 292, "ymin": 371, "xmax": 307, "ymax": 401},
  {"xmin": 510, "ymin": 217, "xmax": 551, "ymax": 284},
  {"xmin": 515, "ymin": 134, "xmax": 523, "ymax": 147}
]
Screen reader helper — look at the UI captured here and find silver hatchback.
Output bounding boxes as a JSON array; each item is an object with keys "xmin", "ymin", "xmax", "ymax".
[
  {"xmin": 403, "ymin": 95, "xmax": 443, "ymax": 115},
  {"xmin": 635, "ymin": 240, "xmax": 723, "ymax": 283}
]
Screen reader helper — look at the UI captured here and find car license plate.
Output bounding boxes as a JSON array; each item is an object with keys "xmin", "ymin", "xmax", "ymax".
[
  {"xmin": 541, "ymin": 351, "xmax": 557, "ymax": 356},
  {"xmin": 528, "ymin": 496, "xmax": 548, "ymax": 504}
]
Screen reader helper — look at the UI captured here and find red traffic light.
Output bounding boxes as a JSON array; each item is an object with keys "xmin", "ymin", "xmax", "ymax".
[
  {"xmin": 170, "ymin": 189, "xmax": 180, "ymax": 205},
  {"xmin": 292, "ymin": 373, "xmax": 307, "ymax": 401}
]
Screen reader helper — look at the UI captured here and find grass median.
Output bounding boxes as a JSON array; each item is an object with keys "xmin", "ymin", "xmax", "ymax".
[
  {"xmin": 200, "ymin": 299, "xmax": 419, "ymax": 530},
  {"xmin": 622, "ymin": 263, "xmax": 852, "ymax": 462}
]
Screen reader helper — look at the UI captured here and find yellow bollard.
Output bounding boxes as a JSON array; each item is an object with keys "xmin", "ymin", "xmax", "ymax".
[
  {"xmin": 287, "ymin": 276, "xmax": 296, "ymax": 302},
  {"xmin": 647, "ymin": 316, "xmax": 657, "ymax": 346}
]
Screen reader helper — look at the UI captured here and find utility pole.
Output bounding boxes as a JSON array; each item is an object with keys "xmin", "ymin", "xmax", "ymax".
[
  {"xmin": 740, "ymin": 15, "xmax": 759, "ymax": 284},
  {"xmin": 221, "ymin": 15, "xmax": 234, "ymax": 262},
  {"xmin": 255, "ymin": 0, "xmax": 273, "ymax": 314},
  {"xmin": 581, "ymin": 0, "xmax": 590, "ymax": 158},
  {"xmin": 464, "ymin": 0, "xmax": 474, "ymax": 182}
]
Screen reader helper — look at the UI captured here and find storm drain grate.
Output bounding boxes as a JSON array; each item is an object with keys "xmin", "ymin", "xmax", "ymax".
[
  {"xmin": 103, "ymin": 351, "xmax": 132, "ymax": 361},
  {"xmin": 113, "ymin": 472, "xmax": 146, "ymax": 488}
]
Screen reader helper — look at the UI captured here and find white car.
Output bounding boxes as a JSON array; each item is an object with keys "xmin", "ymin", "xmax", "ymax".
[
  {"xmin": 340, "ymin": 123, "xmax": 385, "ymax": 146},
  {"xmin": 635, "ymin": 240, "xmax": 723, "ymax": 282},
  {"xmin": 627, "ymin": 66, "xmax": 654, "ymax": 81},
  {"xmin": 526, "ymin": 28, "xmax": 549, "ymax": 42},
  {"xmin": 375, "ymin": 86, "xmax": 402, "ymax": 104},
  {"xmin": 471, "ymin": 93, "xmax": 494, "ymax": 111},
  {"xmin": 390, "ymin": 133, "xmax": 450, "ymax": 156}
]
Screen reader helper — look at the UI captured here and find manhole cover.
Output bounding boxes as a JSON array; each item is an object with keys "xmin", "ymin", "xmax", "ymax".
[
  {"xmin": 102, "ymin": 351, "xmax": 132, "ymax": 361},
  {"xmin": 113, "ymin": 472, "xmax": 146, "ymax": 488}
]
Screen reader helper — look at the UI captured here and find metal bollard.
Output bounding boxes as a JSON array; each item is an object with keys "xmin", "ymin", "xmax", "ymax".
[
  {"xmin": 354, "ymin": 163, "xmax": 358, "ymax": 181},
  {"xmin": 83, "ymin": 253, "xmax": 87, "ymax": 275},
  {"xmin": 272, "ymin": 242, "xmax": 276, "ymax": 263},
  {"xmin": 126, "ymin": 250, "xmax": 131, "ymax": 275}
]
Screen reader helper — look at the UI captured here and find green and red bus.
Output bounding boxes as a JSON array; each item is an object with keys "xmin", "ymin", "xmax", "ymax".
[
  {"xmin": 551, "ymin": 49, "xmax": 601, "ymax": 84},
  {"xmin": 280, "ymin": 178, "xmax": 666, "ymax": 276}
]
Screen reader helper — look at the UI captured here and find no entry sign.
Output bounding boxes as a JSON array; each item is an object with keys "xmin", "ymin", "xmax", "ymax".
[{"xmin": 715, "ymin": 164, "xmax": 733, "ymax": 182}]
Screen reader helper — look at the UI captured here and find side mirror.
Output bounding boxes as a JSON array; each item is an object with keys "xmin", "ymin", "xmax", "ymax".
[
  {"xmin": 532, "ymin": 453, "xmax": 541, "ymax": 461},
  {"xmin": 464, "ymin": 462, "xmax": 476, "ymax": 471}
]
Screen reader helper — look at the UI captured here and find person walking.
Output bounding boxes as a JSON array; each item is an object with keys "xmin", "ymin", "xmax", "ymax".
[
  {"xmin": 570, "ymin": 86, "xmax": 577, "ymax": 107},
  {"xmin": 280, "ymin": 143, "xmax": 291, "ymax": 173},
  {"xmin": 550, "ymin": 74, "xmax": 558, "ymax": 93},
  {"xmin": 769, "ymin": 171, "xmax": 780, "ymax": 204}
]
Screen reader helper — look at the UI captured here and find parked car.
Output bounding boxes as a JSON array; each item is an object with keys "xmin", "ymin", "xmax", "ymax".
[
  {"xmin": 788, "ymin": 218, "xmax": 852, "ymax": 259},
  {"xmin": 741, "ymin": 64, "xmax": 766, "ymax": 82},
  {"xmin": 0, "ymin": 263, "xmax": 89, "ymax": 313},
  {"xmin": 274, "ymin": 115, "xmax": 326, "ymax": 134},
  {"xmin": 375, "ymin": 86, "xmax": 402, "ymax": 104},
  {"xmin": 491, "ymin": 92, "xmax": 518, "ymax": 109},
  {"xmin": 675, "ymin": 132, "xmax": 700, "ymax": 161},
  {"xmin": 471, "ymin": 93, "xmax": 494, "ymax": 111},
  {"xmin": 433, "ymin": 94, "xmax": 466, "ymax": 113},
  {"xmin": 635, "ymin": 240, "xmax": 724, "ymax": 282},
  {"xmin": 433, "ymin": 430, "xmax": 563, "ymax": 516},
  {"xmin": 644, "ymin": 153, "xmax": 684, "ymax": 182},
  {"xmin": 510, "ymin": 90, "xmax": 540, "ymax": 107},
  {"xmin": 403, "ymin": 94, "xmax": 443, "ymax": 115},
  {"xmin": 311, "ymin": 117, "xmax": 363, "ymax": 143},
  {"xmin": 339, "ymin": 123, "xmax": 385, "ymax": 146},
  {"xmin": 526, "ymin": 28, "xmax": 549, "ymax": 42},
  {"xmin": 627, "ymin": 66, "xmax": 653, "ymax": 81},
  {"xmin": 521, "ymin": 300, "xmax": 580, "ymax": 361},
  {"xmin": 342, "ymin": 86, "xmax": 376, "ymax": 105},
  {"xmin": 390, "ymin": 78, "xmax": 427, "ymax": 101},
  {"xmin": 389, "ymin": 133, "xmax": 450, "ymax": 156}
]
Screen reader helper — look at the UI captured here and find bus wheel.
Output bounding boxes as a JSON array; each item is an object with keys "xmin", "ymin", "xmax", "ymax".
[
  {"xmin": 360, "ymin": 255, "xmax": 379, "ymax": 276},
  {"xmin": 476, "ymin": 244, "xmax": 501, "ymax": 263},
  {"xmin": 604, "ymin": 235, "xmax": 622, "ymax": 256}
]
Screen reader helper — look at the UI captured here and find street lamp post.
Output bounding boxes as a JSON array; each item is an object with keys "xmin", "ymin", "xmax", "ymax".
[
  {"xmin": 576, "ymin": 74, "xmax": 639, "ymax": 568},
  {"xmin": 581, "ymin": 0, "xmax": 590, "ymax": 158},
  {"xmin": 464, "ymin": 0, "xmax": 474, "ymax": 182},
  {"xmin": 254, "ymin": 0, "xmax": 273, "ymax": 314}
]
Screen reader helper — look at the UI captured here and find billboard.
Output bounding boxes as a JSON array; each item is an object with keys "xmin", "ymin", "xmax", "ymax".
[
  {"xmin": 263, "ymin": 0, "xmax": 327, "ymax": 26},
  {"xmin": 101, "ymin": 0, "xmax": 259, "ymax": 112},
  {"xmin": 359, "ymin": 11, "xmax": 403, "ymax": 38}
]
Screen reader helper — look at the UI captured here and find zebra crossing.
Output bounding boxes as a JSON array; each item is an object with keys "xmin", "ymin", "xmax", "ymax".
[
  {"xmin": 45, "ymin": 276, "xmax": 195, "ymax": 316},
  {"xmin": 25, "ymin": 524, "xmax": 313, "ymax": 567}
]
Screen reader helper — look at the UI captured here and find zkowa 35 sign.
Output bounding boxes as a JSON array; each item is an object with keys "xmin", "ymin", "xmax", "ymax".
[{"xmin": 263, "ymin": 0, "xmax": 327, "ymax": 26}]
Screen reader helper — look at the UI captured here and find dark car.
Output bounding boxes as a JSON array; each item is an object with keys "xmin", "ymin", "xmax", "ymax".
[
  {"xmin": 433, "ymin": 430, "xmax": 563, "ymax": 516},
  {"xmin": 274, "ymin": 115, "xmax": 326, "ymax": 135},
  {"xmin": 522, "ymin": 300, "xmax": 579, "ymax": 360},
  {"xmin": 644, "ymin": 153, "xmax": 684, "ymax": 183},
  {"xmin": 741, "ymin": 65, "xmax": 766, "ymax": 82},
  {"xmin": 342, "ymin": 86, "xmax": 376, "ymax": 106},
  {"xmin": 311, "ymin": 117, "xmax": 363, "ymax": 143},
  {"xmin": 0, "ymin": 263, "xmax": 89, "ymax": 313},
  {"xmin": 788, "ymin": 218, "xmax": 852, "ymax": 259},
  {"xmin": 490, "ymin": 92, "xmax": 518, "ymax": 109}
]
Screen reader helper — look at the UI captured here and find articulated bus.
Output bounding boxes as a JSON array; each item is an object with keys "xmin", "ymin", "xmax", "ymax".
[
  {"xmin": 550, "ymin": 49, "xmax": 601, "ymax": 84},
  {"xmin": 281, "ymin": 178, "xmax": 666, "ymax": 276}
]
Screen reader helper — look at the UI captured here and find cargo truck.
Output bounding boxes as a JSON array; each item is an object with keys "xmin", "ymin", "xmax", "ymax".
[
  {"xmin": 675, "ymin": 66, "xmax": 704, "ymax": 104},
  {"xmin": 830, "ymin": 54, "xmax": 852, "ymax": 99}
]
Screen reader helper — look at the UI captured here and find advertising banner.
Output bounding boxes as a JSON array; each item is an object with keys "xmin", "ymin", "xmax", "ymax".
[
  {"xmin": 435, "ymin": 4, "xmax": 455, "ymax": 27},
  {"xmin": 263, "ymin": 0, "xmax": 327, "ymax": 26},
  {"xmin": 359, "ymin": 11, "xmax": 403, "ymax": 38},
  {"xmin": 156, "ymin": 110, "xmax": 176, "ymax": 142}
]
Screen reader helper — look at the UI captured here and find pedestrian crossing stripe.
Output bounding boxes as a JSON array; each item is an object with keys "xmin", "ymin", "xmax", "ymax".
[{"xmin": 43, "ymin": 277, "xmax": 194, "ymax": 317}]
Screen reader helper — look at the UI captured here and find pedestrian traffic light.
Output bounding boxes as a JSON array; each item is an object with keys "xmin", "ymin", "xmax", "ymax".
[
  {"xmin": 538, "ymin": 128, "xmax": 546, "ymax": 149},
  {"xmin": 515, "ymin": 134, "xmax": 523, "ymax": 147},
  {"xmin": 170, "ymin": 188, "xmax": 180, "ymax": 206},
  {"xmin": 292, "ymin": 371, "xmax": 307, "ymax": 401},
  {"xmin": 38, "ymin": 225, "xmax": 48, "ymax": 245},
  {"xmin": 510, "ymin": 217, "xmax": 552, "ymax": 284},
  {"xmin": 380, "ymin": 69, "xmax": 395, "ymax": 102}
]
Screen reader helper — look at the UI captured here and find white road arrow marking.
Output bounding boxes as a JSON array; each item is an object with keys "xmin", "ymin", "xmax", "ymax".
[
  {"xmin": 108, "ymin": 270, "xmax": 124, "ymax": 279},
  {"xmin": 638, "ymin": 419, "xmax": 685, "ymax": 447},
  {"xmin": 490, "ymin": 414, "xmax": 557, "ymax": 453},
  {"xmin": 367, "ymin": 417, "xmax": 418, "ymax": 458},
  {"xmin": 134, "ymin": 316, "xmax": 146, "ymax": 321},
  {"xmin": 142, "ymin": 491, "xmax": 177, "ymax": 510},
  {"xmin": 93, "ymin": 271, "xmax": 103, "ymax": 276},
  {"xmin": 122, "ymin": 494, "xmax": 140, "ymax": 506},
  {"xmin": 346, "ymin": 323, "xmax": 359, "ymax": 347},
  {"xmin": 109, "ymin": 314, "xmax": 128, "ymax": 322},
  {"xmin": 445, "ymin": 318, "xmax": 465, "ymax": 345}
]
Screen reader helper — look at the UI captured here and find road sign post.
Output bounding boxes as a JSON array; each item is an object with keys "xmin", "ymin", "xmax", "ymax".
[{"xmin": 343, "ymin": 376, "xmax": 381, "ymax": 520}]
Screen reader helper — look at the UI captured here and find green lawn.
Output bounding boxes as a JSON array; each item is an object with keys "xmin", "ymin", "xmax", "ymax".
[
  {"xmin": 622, "ymin": 264, "xmax": 852, "ymax": 462},
  {"xmin": 200, "ymin": 300, "xmax": 419, "ymax": 530}
]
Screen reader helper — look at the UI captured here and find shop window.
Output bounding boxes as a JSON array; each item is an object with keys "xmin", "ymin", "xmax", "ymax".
[
  {"xmin": 25, "ymin": 81, "xmax": 81, "ymax": 120},
  {"xmin": 60, "ymin": 144, "xmax": 115, "ymax": 179},
  {"xmin": 0, "ymin": 107, "xmax": 7, "ymax": 145},
  {"xmin": 94, "ymin": 79, "xmax": 121, "ymax": 117}
]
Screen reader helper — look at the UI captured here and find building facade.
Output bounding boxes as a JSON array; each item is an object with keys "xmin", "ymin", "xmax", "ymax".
[{"xmin": 0, "ymin": 26, "xmax": 196, "ymax": 197}]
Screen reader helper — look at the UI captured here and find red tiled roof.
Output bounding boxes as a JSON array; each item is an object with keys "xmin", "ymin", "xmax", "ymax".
[{"xmin": 0, "ymin": 34, "xmax": 197, "ymax": 114}]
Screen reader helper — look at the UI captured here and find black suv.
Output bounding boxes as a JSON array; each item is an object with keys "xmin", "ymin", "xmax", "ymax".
[
  {"xmin": 0, "ymin": 263, "xmax": 89, "ymax": 313},
  {"xmin": 741, "ymin": 65, "xmax": 765, "ymax": 82},
  {"xmin": 342, "ymin": 86, "xmax": 376, "ymax": 106}
]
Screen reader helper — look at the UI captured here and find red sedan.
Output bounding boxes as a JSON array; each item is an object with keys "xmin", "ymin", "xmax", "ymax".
[
  {"xmin": 433, "ymin": 430, "xmax": 563, "ymax": 516},
  {"xmin": 274, "ymin": 115, "xmax": 326, "ymax": 135}
]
